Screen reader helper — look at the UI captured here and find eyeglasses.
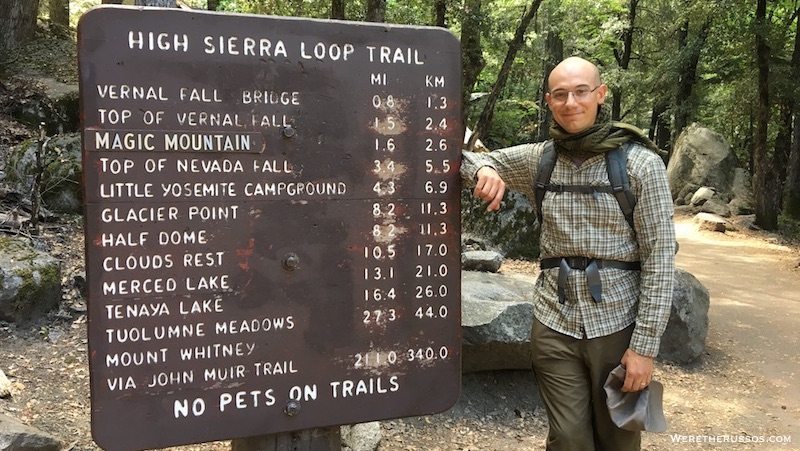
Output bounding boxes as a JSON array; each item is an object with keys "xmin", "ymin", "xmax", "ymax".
[{"xmin": 549, "ymin": 85, "xmax": 601, "ymax": 104}]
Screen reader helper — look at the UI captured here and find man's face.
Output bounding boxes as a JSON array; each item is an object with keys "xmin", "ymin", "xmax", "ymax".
[{"xmin": 545, "ymin": 64, "xmax": 607, "ymax": 134}]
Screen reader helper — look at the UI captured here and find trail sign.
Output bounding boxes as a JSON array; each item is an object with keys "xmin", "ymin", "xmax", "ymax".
[{"xmin": 79, "ymin": 6, "xmax": 462, "ymax": 450}]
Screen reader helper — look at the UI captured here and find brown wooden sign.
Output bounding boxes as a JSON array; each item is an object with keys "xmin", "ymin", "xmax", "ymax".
[{"xmin": 79, "ymin": 5, "xmax": 462, "ymax": 451}]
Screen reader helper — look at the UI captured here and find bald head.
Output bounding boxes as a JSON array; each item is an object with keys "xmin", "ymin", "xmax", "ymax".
[
  {"xmin": 547, "ymin": 57, "xmax": 601, "ymax": 93},
  {"xmin": 544, "ymin": 56, "xmax": 607, "ymax": 133}
]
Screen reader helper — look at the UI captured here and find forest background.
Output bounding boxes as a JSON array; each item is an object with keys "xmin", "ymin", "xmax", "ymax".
[{"xmin": 1, "ymin": 0, "xmax": 800, "ymax": 237}]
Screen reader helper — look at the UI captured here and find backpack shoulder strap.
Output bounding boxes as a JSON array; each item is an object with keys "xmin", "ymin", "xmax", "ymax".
[
  {"xmin": 534, "ymin": 140, "xmax": 557, "ymax": 222},
  {"xmin": 605, "ymin": 142, "xmax": 636, "ymax": 230}
]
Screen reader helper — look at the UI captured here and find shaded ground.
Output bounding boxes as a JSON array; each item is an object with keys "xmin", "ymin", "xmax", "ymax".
[{"xmin": 1, "ymin": 216, "xmax": 799, "ymax": 450}]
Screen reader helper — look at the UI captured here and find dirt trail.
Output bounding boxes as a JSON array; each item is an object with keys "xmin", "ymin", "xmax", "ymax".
[{"xmin": 645, "ymin": 215, "xmax": 800, "ymax": 449}]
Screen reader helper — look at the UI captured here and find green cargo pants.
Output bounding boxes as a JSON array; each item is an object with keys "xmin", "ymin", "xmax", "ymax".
[{"xmin": 530, "ymin": 318, "xmax": 641, "ymax": 451}]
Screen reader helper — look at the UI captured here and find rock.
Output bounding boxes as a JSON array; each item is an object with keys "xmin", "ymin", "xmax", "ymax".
[
  {"xmin": 674, "ymin": 204, "xmax": 699, "ymax": 217},
  {"xmin": 461, "ymin": 233, "xmax": 489, "ymax": 252},
  {"xmin": 728, "ymin": 198, "xmax": 754, "ymax": 216},
  {"xmin": 0, "ymin": 370, "xmax": 11, "ymax": 398},
  {"xmin": 729, "ymin": 214, "xmax": 759, "ymax": 231},
  {"xmin": 677, "ymin": 183, "xmax": 701, "ymax": 205},
  {"xmin": 461, "ymin": 271, "xmax": 537, "ymax": 372},
  {"xmin": 461, "ymin": 188, "xmax": 540, "ymax": 260},
  {"xmin": 0, "ymin": 413, "xmax": 61, "ymax": 451},
  {"xmin": 693, "ymin": 212, "xmax": 728, "ymax": 232},
  {"xmin": 11, "ymin": 76, "xmax": 80, "ymax": 136},
  {"xmin": 0, "ymin": 236, "xmax": 61, "ymax": 323},
  {"xmin": 5, "ymin": 133, "xmax": 82, "ymax": 214},
  {"xmin": 461, "ymin": 250, "xmax": 503, "ymax": 273},
  {"xmin": 700, "ymin": 197, "xmax": 730, "ymax": 217},
  {"xmin": 667, "ymin": 124, "xmax": 740, "ymax": 202},
  {"xmin": 731, "ymin": 168, "xmax": 755, "ymax": 201},
  {"xmin": 341, "ymin": 422, "xmax": 381, "ymax": 451},
  {"xmin": 690, "ymin": 187, "xmax": 716, "ymax": 206},
  {"xmin": 728, "ymin": 173, "xmax": 756, "ymax": 216},
  {"xmin": 0, "ymin": 212, "xmax": 27, "ymax": 229},
  {"xmin": 462, "ymin": 266, "xmax": 710, "ymax": 370},
  {"xmin": 657, "ymin": 268, "xmax": 710, "ymax": 364}
]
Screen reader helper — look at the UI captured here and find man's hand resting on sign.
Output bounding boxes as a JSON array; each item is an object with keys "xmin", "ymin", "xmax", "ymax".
[{"xmin": 473, "ymin": 166, "xmax": 506, "ymax": 212}]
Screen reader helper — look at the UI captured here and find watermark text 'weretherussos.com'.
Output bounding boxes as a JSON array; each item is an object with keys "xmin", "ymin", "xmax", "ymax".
[{"xmin": 670, "ymin": 434, "xmax": 792, "ymax": 444}]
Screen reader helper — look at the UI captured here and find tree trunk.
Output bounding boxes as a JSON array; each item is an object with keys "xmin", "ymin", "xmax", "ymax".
[
  {"xmin": 460, "ymin": 0, "xmax": 485, "ymax": 133},
  {"xmin": 612, "ymin": 0, "xmax": 638, "ymax": 121},
  {"xmin": 787, "ymin": 112, "xmax": 800, "ymax": 219},
  {"xmin": 135, "ymin": 0, "xmax": 177, "ymax": 6},
  {"xmin": 672, "ymin": 22, "xmax": 689, "ymax": 143},
  {"xmin": 365, "ymin": 0, "xmax": 385, "ymax": 22},
  {"xmin": 470, "ymin": 0, "xmax": 543, "ymax": 148},
  {"xmin": 650, "ymin": 99, "xmax": 671, "ymax": 153},
  {"xmin": 0, "ymin": 0, "xmax": 40, "ymax": 55},
  {"xmin": 773, "ymin": 103, "xmax": 792, "ymax": 202},
  {"xmin": 537, "ymin": 15, "xmax": 562, "ymax": 141},
  {"xmin": 747, "ymin": 109, "xmax": 754, "ymax": 175},
  {"xmin": 783, "ymin": 9, "xmax": 800, "ymax": 220},
  {"xmin": 208, "ymin": 0, "xmax": 219, "ymax": 10},
  {"xmin": 672, "ymin": 18, "xmax": 710, "ymax": 147},
  {"xmin": 753, "ymin": 0, "xmax": 779, "ymax": 230},
  {"xmin": 49, "ymin": 0, "xmax": 69, "ymax": 30},
  {"xmin": 435, "ymin": 0, "xmax": 446, "ymax": 27},
  {"xmin": 331, "ymin": 0, "xmax": 345, "ymax": 19}
]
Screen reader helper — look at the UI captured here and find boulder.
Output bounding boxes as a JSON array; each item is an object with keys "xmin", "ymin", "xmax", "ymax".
[
  {"xmin": 657, "ymin": 268, "xmax": 710, "ymax": 364},
  {"xmin": 730, "ymin": 168, "xmax": 754, "ymax": 200},
  {"xmin": 460, "ymin": 188, "xmax": 540, "ymax": 260},
  {"xmin": 341, "ymin": 422, "xmax": 381, "ymax": 451},
  {"xmin": 693, "ymin": 212, "xmax": 729, "ymax": 232},
  {"xmin": 5, "ymin": 133, "xmax": 82, "ymax": 214},
  {"xmin": 0, "ymin": 236, "xmax": 61, "ymax": 323},
  {"xmin": 700, "ymin": 197, "xmax": 730, "ymax": 217},
  {"xmin": 690, "ymin": 186, "xmax": 716, "ymax": 206},
  {"xmin": 461, "ymin": 271, "xmax": 537, "ymax": 372},
  {"xmin": 0, "ymin": 370, "xmax": 11, "ymax": 399},
  {"xmin": 461, "ymin": 250, "xmax": 503, "ymax": 273},
  {"xmin": 728, "ymin": 196, "xmax": 754, "ymax": 216},
  {"xmin": 10, "ymin": 76, "xmax": 80, "ymax": 136},
  {"xmin": 461, "ymin": 266, "xmax": 710, "ymax": 370},
  {"xmin": 667, "ymin": 124, "xmax": 741, "ymax": 201},
  {"xmin": 728, "ymin": 168, "xmax": 756, "ymax": 215},
  {"xmin": 0, "ymin": 413, "xmax": 61, "ymax": 451}
]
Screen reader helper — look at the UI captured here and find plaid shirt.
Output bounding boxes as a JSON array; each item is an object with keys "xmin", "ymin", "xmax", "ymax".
[{"xmin": 461, "ymin": 141, "xmax": 675, "ymax": 357}]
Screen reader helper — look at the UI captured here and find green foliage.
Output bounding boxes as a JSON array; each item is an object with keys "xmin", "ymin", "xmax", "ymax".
[
  {"xmin": 557, "ymin": 0, "xmax": 626, "ymax": 64},
  {"xmin": 385, "ymin": 0, "xmax": 438, "ymax": 26},
  {"xmin": 217, "ymin": 0, "xmax": 333, "ymax": 18},
  {"xmin": 471, "ymin": 98, "xmax": 539, "ymax": 148}
]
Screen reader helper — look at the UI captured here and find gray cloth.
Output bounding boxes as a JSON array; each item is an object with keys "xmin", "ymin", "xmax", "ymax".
[{"xmin": 604, "ymin": 364, "xmax": 668, "ymax": 432}]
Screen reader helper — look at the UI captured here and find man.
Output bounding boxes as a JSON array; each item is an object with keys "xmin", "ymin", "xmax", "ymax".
[{"xmin": 461, "ymin": 56, "xmax": 675, "ymax": 450}]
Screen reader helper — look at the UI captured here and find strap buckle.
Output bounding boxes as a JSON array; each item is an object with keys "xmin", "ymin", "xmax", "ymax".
[{"xmin": 565, "ymin": 256, "xmax": 590, "ymax": 269}]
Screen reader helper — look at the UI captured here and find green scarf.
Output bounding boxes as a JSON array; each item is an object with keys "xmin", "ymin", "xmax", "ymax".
[{"xmin": 548, "ymin": 104, "xmax": 665, "ymax": 156}]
